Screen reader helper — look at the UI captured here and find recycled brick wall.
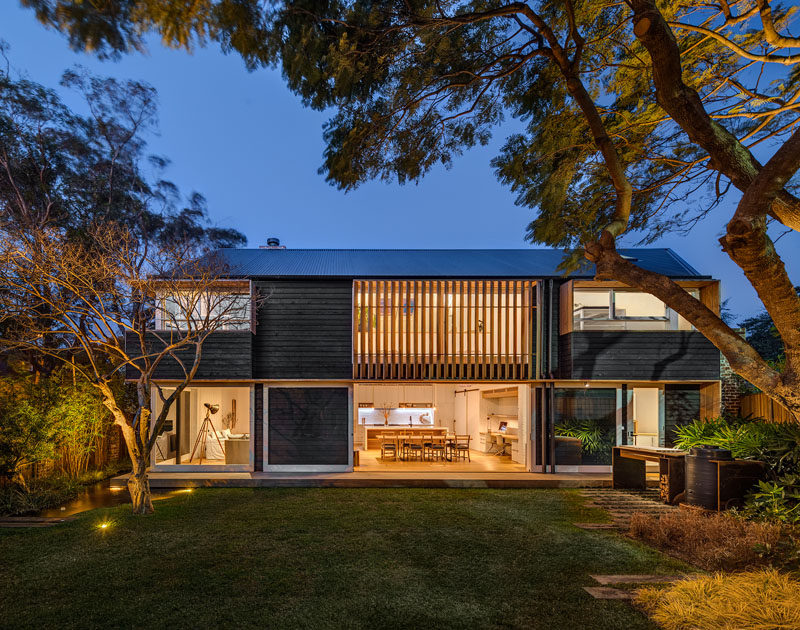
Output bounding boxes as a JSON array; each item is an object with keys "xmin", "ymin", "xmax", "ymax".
[{"xmin": 720, "ymin": 355, "xmax": 747, "ymax": 418}]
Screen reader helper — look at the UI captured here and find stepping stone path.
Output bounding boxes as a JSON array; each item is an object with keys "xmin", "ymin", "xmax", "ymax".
[
  {"xmin": 578, "ymin": 488, "xmax": 677, "ymax": 531},
  {"xmin": 575, "ymin": 492, "xmax": 689, "ymax": 600},
  {"xmin": 583, "ymin": 574, "xmax": 686, "ymax": 600},
  {"xmin": 0, "ymin": 516, "xmax": 76, "ymax": 528}
]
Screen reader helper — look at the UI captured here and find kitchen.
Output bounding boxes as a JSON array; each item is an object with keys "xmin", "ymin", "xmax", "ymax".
[{"xmin": 353, "ymin": 383, "xmax": 530, "ymax": 470}]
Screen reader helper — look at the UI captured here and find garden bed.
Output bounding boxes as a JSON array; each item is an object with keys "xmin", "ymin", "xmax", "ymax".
[
  {"xmin": 0, "ymin": 462, "xmax": 130, "ymax": 517},
  {"xmin": 629, "ymin": 507, "xmax": 799, "ymax": 572}
]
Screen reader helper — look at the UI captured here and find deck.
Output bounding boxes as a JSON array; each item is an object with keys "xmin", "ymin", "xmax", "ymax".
[{"xmin": 112, "ymin": 470, "xmax": 612, "ymax": 489}]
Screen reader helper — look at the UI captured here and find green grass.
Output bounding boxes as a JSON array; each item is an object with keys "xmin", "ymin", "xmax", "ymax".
[{"xmin": 0, "ymin": 488, "xmax": 687, "ymax": 629}]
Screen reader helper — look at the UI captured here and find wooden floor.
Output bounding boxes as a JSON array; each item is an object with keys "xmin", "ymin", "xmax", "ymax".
[{"xmin": 356, "ymin": 449, "xmax": 528, "ymax": 473}]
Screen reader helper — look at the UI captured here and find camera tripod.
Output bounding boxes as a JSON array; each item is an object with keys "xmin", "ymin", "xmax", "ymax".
[{"xmin": 189, "ymin": 406, "xmax": 225, "ymax": 464}]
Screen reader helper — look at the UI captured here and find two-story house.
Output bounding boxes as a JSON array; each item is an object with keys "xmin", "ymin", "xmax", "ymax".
[{"xmin": 140, "ymin": 245, "xmax": 720, "ymax": 478}]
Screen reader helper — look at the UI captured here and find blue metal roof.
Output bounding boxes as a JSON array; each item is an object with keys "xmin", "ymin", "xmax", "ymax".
[{"xmin": 216, "ymin": 248, "xmax": 705, "ymax": 279}]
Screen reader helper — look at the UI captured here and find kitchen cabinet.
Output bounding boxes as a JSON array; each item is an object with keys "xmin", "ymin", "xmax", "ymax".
[
  {"xmin": 374, "ymin": 386, "xmax": 401, "ymax": 408},
  {"xmin": 402, "ymin": 385, "xmax": 433, "ymax": 405},
  {"xmin": 357, "ymin": 385, "xmax": 374, "ymax": 406}
]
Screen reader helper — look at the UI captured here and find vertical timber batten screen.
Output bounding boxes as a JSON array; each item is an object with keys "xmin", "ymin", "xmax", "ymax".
[{"xmin": 354, "ymin": 280, "xmax": 537, "ymax": 380}]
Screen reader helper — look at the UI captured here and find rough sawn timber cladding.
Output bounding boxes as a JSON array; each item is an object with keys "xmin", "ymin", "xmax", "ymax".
[
  {"xmin": 560, "ymin": 331, "xmax": 720, "ymax": 380},
  {"xmin": 252, "ymin": 280, "xmax": 353, "ymax": 379},
  {"xmin": 126, "ymin": 331, "xmax": 252, "ymax": 380}
]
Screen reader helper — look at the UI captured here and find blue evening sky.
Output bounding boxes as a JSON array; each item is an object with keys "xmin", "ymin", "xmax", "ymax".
[{"xmin": 2, "ymin": 4, "xmax": 797, "ymax": 319}]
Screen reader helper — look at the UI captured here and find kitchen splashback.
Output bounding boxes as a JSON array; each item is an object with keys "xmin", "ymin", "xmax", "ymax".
[{"xmin": 359, "ymin": 407, "xmax": 435, "ymax": 426}]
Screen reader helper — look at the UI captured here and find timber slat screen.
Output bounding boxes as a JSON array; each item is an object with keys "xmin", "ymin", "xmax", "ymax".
[{"xmin": 353, "ymin": 280, "xmax": 536, "ymax": 380}]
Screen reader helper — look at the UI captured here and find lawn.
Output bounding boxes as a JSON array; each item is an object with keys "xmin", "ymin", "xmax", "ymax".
[{"xmin": 0, "ymin": 488, "xmax": 687, "ymax": 629}]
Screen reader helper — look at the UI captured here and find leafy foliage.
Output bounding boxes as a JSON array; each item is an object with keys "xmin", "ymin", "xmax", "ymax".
[
  {"xmin": 674, "ymin": 416, "xmax": 800, "ymax": 524},
  {"xmin": 554, "ymin": 418, "xmax": 613, "ymax": 455},
  {"xmin": 0, "ymin": 370, "xmax": 123, "ymax": 484},
  {"xmin": 0, "ymin": 57, "xmax": 246, "ymax": 248},
  {"xmin": 742, "ymin": 475, "xmax": 800, "ymax": 525},
  {"xmin": 22, "ymin": 2, "xmax": 799, "ymax": 249},
  {"xmin": 738, "ymin": 287, "xmax": 800, "ymax": 368},
  {"xmin": 0, "ymin": 377, "xmax": 60, "ymax": 483},
  {"xmin": 673, "ymin": 417, "xmax": 800, "ymax": 476}
]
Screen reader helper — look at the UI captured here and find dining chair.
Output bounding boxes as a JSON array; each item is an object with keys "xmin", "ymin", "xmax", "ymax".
[
  {"xmin": 424, "ymin": 433, "xmax": 447, "ymax": 461},
  {"xmin": 380, "ymin": 433, "xmax": 397, "ymax": 461},
  {"xmin": 404, "ymin": 433, "xmax": 424, "ymax": 461},
  {"xmin": 453, "ymin": 434, "xmax": 471, "ymax": 461}
]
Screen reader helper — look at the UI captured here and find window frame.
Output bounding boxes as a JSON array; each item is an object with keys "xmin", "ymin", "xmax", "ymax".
[
  {"xmin": 153, "ymin": 283, "xmax": 253, "ymax": 332},
  {"xmin": 572, "ymin": 288, "xmax": 697, "ymax": 331}
]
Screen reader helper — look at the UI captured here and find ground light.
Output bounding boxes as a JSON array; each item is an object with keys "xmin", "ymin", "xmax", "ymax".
[{"xmin": 95, "ymin": 519, "xmax": 114, "ymax": 532}]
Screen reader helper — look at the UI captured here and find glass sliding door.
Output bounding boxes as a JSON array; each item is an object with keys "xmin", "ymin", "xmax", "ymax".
[
  {"xmin": 553, "ymin": 387, "xmax": 617, "ymax": 467},
  {"xmin": 152, "ymin": 385, "xmax": 252, "ymax": 469}
]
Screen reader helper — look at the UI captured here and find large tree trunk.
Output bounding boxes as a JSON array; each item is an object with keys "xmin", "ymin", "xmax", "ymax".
[
  {"xmin": 100, "ymin": 388, "xmax": 156, "ymax": 515},
  {"xmin": 127, "ymin": 455, "xmax": 153, "ymax": 515}
]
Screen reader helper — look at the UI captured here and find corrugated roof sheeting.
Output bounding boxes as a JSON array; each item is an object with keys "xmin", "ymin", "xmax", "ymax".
[{"xmin": 217, "ymin": 248, "xmax": 704, "ymax": 279}]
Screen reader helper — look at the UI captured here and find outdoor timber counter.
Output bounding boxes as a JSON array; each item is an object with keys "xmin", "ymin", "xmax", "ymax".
[{"xmin": 612, "ymin": 445, "xmax": 687, "ymax": 504}]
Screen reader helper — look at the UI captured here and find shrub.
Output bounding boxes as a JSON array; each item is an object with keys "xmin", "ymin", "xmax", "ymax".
[
  {"xmin": 741, "ymin": 475, "xmax": 800, "ymax": 525},
  {"xmin": 553, "ymin": 418, "xmax": 613, "ymax": 454},
  {"xmin": 637, "ymin": 570, "xmax": 800, "ymax": 630},
  {"xmin": 673, "ymin": 417, "xmax": 800, "ymax": 473},
  {"xmin": 51, "ymin": 375, "xmax": 112, "ymax": 477},
  {"xmin": 629, "ymin": 509, "xmax": 788, "ymax": 571},
  {"xmin": 0, "ymin": 475, "xmax": 84, "ymax": 516},
  {"xmin": 0, "ymin": 378, "xmax": 60, "ymax": 485}
]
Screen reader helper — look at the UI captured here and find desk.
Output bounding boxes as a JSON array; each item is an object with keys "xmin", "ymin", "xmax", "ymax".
[
  {"xmin": 613, "ymin": 445, "xmax": 687, "ymax": 504},
  {"xmin": 481, "ymin": 431, "xmax": 518, "ymax": 456}
]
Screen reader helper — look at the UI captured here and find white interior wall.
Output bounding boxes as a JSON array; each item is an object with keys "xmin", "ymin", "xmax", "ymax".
[
  {"xmin": 191, "ymin": 387, "xmax": 250, "ymax": 437},
  {"xmin": 434, "ymin": 384, "xmax": 456, "ymax": 432}
]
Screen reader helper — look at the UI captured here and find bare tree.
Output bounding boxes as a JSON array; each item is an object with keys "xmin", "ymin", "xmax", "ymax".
[{"xmin": 0, "ymin": 223, "xmax": 256, "ymax": 514}]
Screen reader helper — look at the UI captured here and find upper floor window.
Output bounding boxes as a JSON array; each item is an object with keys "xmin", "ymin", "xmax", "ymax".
[
  {"xmin": 155, "ymin": 290, "xmax": 251, "ymax": 331},
  {"xmin": 573, "ymin": 289, "xmax": 696, "ymax": 331}
]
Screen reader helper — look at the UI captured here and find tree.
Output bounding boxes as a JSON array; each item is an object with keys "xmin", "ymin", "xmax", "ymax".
[
  {"xmin": 0, "ymin": 223, "xmax": 257, "ymax": 513},
  {"xmin": 0, "ymin": 58, "xmax": 246, "ymax": 246},
  {"xmin": 0, "ymin": 55, "xmax": 247, "ymax": 379},
  {"xmin": 19, "ymin": 2, "xmax": 800, "ymax": 419},
  {"xmin": 740, "ymin": 287, "xmax": 800, "ymax": 365},
  {"xmin": 261, "ymin": 0, "xmax": 800, "ymax": 420}
]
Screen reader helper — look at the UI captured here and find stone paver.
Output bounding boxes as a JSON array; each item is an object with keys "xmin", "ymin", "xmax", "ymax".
[
  {"xmin": 579, "ymin": 488, "xmax": 677, "ymax": 530},
  {"xmin": 583, "ymin": 586, "xmax": 636, "ymax": 600},
  {"xmin": 590, "ymin": 574, "xmax": 684, "ymax": 585}
]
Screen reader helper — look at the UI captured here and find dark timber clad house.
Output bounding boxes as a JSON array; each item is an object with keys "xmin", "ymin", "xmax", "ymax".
[{"xmin": 141, "ymin": 244, "xmax": 721, "ymax": 476}]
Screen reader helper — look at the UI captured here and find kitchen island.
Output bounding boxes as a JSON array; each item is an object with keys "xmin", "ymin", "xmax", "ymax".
[{"xmin": 364, "ymin": 426, "xmax": 448, "ymax": 450}]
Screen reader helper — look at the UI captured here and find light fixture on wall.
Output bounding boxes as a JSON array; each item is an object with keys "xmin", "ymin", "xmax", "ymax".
[{"xmin": 584, "ymin": 381, "xmax": 590, "ymax": 388}]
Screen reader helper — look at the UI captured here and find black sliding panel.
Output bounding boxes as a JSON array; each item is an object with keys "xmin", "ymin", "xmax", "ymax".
[{"xmin": 268, "ymin": 387, "xmax": 349, "ymax": 465}]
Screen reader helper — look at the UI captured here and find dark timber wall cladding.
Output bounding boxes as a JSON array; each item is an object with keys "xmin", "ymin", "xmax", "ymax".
[
  {"xmin": 560, "ymin": 331, "xmax": 720, "ymax": 381},
  {"xmin": 125, "ymin": 331, "xmax": 252, "ymax": 380},
  {"xmin": 253, "ymin": 280, "xmax": 352, "ymax": 379},
  {"xmin": 254, "ymin": 384, "xmax": 264, "ymax": 471},
  {"xmin": 267, "ymin": 387, "xmax": 349, "ymax": 465}
]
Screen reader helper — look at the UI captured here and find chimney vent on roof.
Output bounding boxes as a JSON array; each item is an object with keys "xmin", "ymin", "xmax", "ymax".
[{"xmin": 261, "ymin": 237, "xmax": 285, "ymax": 250}]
